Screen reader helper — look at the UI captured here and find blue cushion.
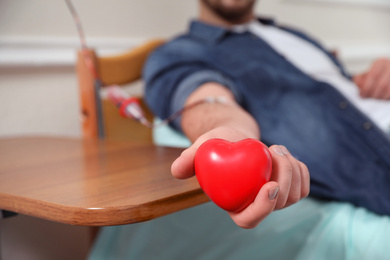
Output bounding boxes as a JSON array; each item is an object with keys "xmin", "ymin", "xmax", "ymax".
[
  {"xmin": 88, "ymin": 198, "xmax": 390, "ymax": 259},
  {"xmin": 152, "ymin": 118, "xmax": 191, "ymax": 148},
  {"xmin": 88, "ymin": 122, "xmax": 390, "ymax": 259}
]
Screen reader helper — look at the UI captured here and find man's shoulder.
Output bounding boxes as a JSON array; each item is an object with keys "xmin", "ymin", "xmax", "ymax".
[
  {"xmin": 144, "ymin": 33, "xmax": 209, "ymax": 78},
  {"xmin": 156, "ymin": 33, "xmax": 206, "ymax": 56},
  {"xmin": 146, "ymin": 33, "xmax": 209, "ymax": 70}
]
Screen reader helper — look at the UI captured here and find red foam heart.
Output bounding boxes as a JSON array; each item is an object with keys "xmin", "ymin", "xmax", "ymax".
[{"xmin": 194, "ymin": 138, "xmax": 272, "ymax": 212}]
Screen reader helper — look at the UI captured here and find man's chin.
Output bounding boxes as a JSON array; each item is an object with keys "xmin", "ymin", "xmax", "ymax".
[{"xmin": 202, "ymin": 0, "xmax": 256, "ymax": 24}]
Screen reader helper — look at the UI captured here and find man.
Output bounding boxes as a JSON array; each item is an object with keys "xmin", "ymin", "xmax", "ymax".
[
  {"xmin": 148, "ymin": 0, "xmax": 312, "ymax": 229},
  {"xmin": 145, "ymin": 0, "xmax": 390, "ymax": 218},
  {"xmin": 88, "ymin": 1, "xmax": 390, "ymax": 259}
]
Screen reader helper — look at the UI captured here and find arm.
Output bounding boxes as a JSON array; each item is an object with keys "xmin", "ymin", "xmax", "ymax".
[
  {"xmin": 172, "ymin": 82, "xmax": 310, "ymax": 229},
  {"xmin": 353, "ymin": 58, "xmax": 390, "ymax": 100}
]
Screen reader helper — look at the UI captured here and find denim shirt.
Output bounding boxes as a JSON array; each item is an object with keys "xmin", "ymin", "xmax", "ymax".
[{"xmin": 144, "ymin": 18, "xmax": 390, "ymax": 215}]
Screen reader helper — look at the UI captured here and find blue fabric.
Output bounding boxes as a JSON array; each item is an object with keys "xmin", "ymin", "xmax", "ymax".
[
  {"xmin": 90, "ymin": 120, "xmax": 390, "ymax": 260},
  {"xmin": 144, "ymin": 18, "xmax": 390, "ymax": 216},
  {"xmin": 88, "ymin": 198, "xmax": 390, "ymax": 260}
]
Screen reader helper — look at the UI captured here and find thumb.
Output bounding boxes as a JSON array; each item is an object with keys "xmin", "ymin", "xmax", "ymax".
[
  {"xmin": 171, "ymin": 133, "xmax": 218, "ymax": 179},
  {"xmin": 171, "ymin": 146, "xmax": 197, "ymax": 179}
]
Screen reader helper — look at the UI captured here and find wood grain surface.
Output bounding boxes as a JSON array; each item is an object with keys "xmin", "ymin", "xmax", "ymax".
[{"xmin": 0, "ymin": 137, "xmax": 208, "ymax": 226}]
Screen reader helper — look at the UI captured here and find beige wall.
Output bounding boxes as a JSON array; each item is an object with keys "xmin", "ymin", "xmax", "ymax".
[
  {"xmin": 1, "ymin": 0, "xmax": 389, "ymax": 137},
  {"xmin": 0, "ymin": 0, "xmax": 389, "ymax": 259},
  {"xmin": 1, "ymin": 0, "xmax": 389, "ymax": 43}
]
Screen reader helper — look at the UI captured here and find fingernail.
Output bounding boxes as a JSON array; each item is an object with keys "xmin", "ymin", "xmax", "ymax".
[
  {"xmin": 280, "ymin": 146, "xmax": 290, "ymax": 156},
  {"xmin": 271, "ymin": 146, "xmax": 284, "ymax": 156},
  {"xmin": 268, "ymin": 187, "xmax": 279, "ymax": 200}
]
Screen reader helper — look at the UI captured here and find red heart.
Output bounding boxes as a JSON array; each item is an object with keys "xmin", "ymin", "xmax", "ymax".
[{"xmin": 194, "ymin": 138, "xmax": 272, "ymax": 212}]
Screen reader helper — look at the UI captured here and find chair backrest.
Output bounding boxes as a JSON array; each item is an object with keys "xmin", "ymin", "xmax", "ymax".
[{"xmin": 76, "ymin": 39, "xmax": 165, "ymax": 143}]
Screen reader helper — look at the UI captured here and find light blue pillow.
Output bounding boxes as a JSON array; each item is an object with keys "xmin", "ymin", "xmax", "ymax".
[
  {"xmin": 152, "ymin": 118, "xmax": 191, "ymax": 148},
  {"xmin": 88, "ymin": 120, "xmax": 390, "ymax": 260},
  {"xmin": 88, "ymin": 198, "xmax": 390, "ymax": 260}
]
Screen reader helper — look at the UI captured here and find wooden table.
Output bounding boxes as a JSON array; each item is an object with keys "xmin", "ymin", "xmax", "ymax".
[{"xmin": 0, "ymin": 137, "xmax": 208, "ymax": 226}]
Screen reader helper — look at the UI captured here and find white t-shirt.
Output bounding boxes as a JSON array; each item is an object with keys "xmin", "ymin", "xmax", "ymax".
[{"xmin": 233, "ymin": 20, "xmax": 390, "ymax": 134}]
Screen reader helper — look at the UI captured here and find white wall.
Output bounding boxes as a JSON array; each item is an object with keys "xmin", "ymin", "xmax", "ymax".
[
  {"xmin": 0, "ymin": 0, "xmax": 389, "ymax": 259},
  {"xmin": 1, "ymin": 0, "xmax": 390, "ymax": 137},
  {"xmin": 258, "ymin": 0, "xmax": 390, "ymax": 71}
]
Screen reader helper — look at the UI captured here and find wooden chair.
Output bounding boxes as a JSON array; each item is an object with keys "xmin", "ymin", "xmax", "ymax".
[
  {"xmin": 76, "ymin": 39, "xmax": 200, "ymax": 242},
  {"xmin": 77, "ymin": 39, "xmax": 165, "ymax": 143},
  {"xmin": 0, "ymin": 39, "xmax": 208, "ymax": 254},
  {"xmin": 0, "ymin": 40, "xmax": 208, "ymax": 225}
]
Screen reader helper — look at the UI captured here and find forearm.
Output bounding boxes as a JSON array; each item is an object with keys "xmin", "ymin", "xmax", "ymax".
[
  {"xmin": 172, "ymin": 82, "xmax": 309, "ymax": 229},
  {"xmin": 181, "ymin": 82, "xmax": 260, "ymax": 142},
  {"xmin": 171, "ymin": 82, "xmax": 309, "ymax": 229}
]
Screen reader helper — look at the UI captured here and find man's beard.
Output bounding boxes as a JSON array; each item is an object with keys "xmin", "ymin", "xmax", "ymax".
[{"xmin": 202, "ymin": 0, "xmax": 256, "ymax": 23}]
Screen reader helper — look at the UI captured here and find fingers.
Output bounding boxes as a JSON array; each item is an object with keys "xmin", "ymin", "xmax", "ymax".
[
  {"xmin": 357, "ymin": 60, "xmax": 383, "ymax": 97},
  {"xmin": 355, "ymin": 58, "xmax": 390, "ymax": 100},
  {"xmin": 298, "ymin": 161, "xmax": 310, "ymax": 199},
  {"xmin": 374, "ymin": 67, "xmax": 390, "ymax": 99},
  {"xmin": 353, "ymin": 73, "xmax": 366, "ymax": 89},
  {"xmin": 229, "ymin": 145, "xmax": 310, "ymax": 229},
  {"xmin": 268, "ymin": 145, "xmax": 292, "ymax": 209},
  {"xmin": 269, "ymin": 145, "xmax": 310, "ymax": 210},
  {"xmin": 228, "ymin": 181, "xmax": 279, "ymax": 229},
  {"xmin": 278, "ymin": 146, "xmax": 302, "ymax": 208}
]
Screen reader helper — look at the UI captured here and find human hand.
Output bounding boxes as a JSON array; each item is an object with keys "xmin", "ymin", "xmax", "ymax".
[
  {"xmin": 171, "ymin": 127, "xmax": 310, "ymax": 229},
  {"xmin": 353, "ymin": 58, "xmax": 390, "ymax": 100}
]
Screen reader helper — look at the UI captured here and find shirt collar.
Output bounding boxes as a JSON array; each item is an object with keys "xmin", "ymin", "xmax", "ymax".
[{"xmin": 189, "ymin": 17, "xmax": 276, "ymax": 44}]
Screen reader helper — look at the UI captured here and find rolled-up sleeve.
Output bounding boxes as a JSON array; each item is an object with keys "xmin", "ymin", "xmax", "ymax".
[
  {"xmin": 144, "ymin": 42, "xmax": 238, "ymax": 132},
  {"xmin": 170, "ymin": 70, "xmax": 238, "ymax": 130}
]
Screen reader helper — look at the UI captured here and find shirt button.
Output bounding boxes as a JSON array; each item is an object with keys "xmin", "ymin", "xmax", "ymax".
[
  {"xmin": 339, "ymin": 101, "xmax": 348, "ymax": 109},
  {"xmin": 363, "ymin": 121, "xmax": 372, "ymax": 130}
]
